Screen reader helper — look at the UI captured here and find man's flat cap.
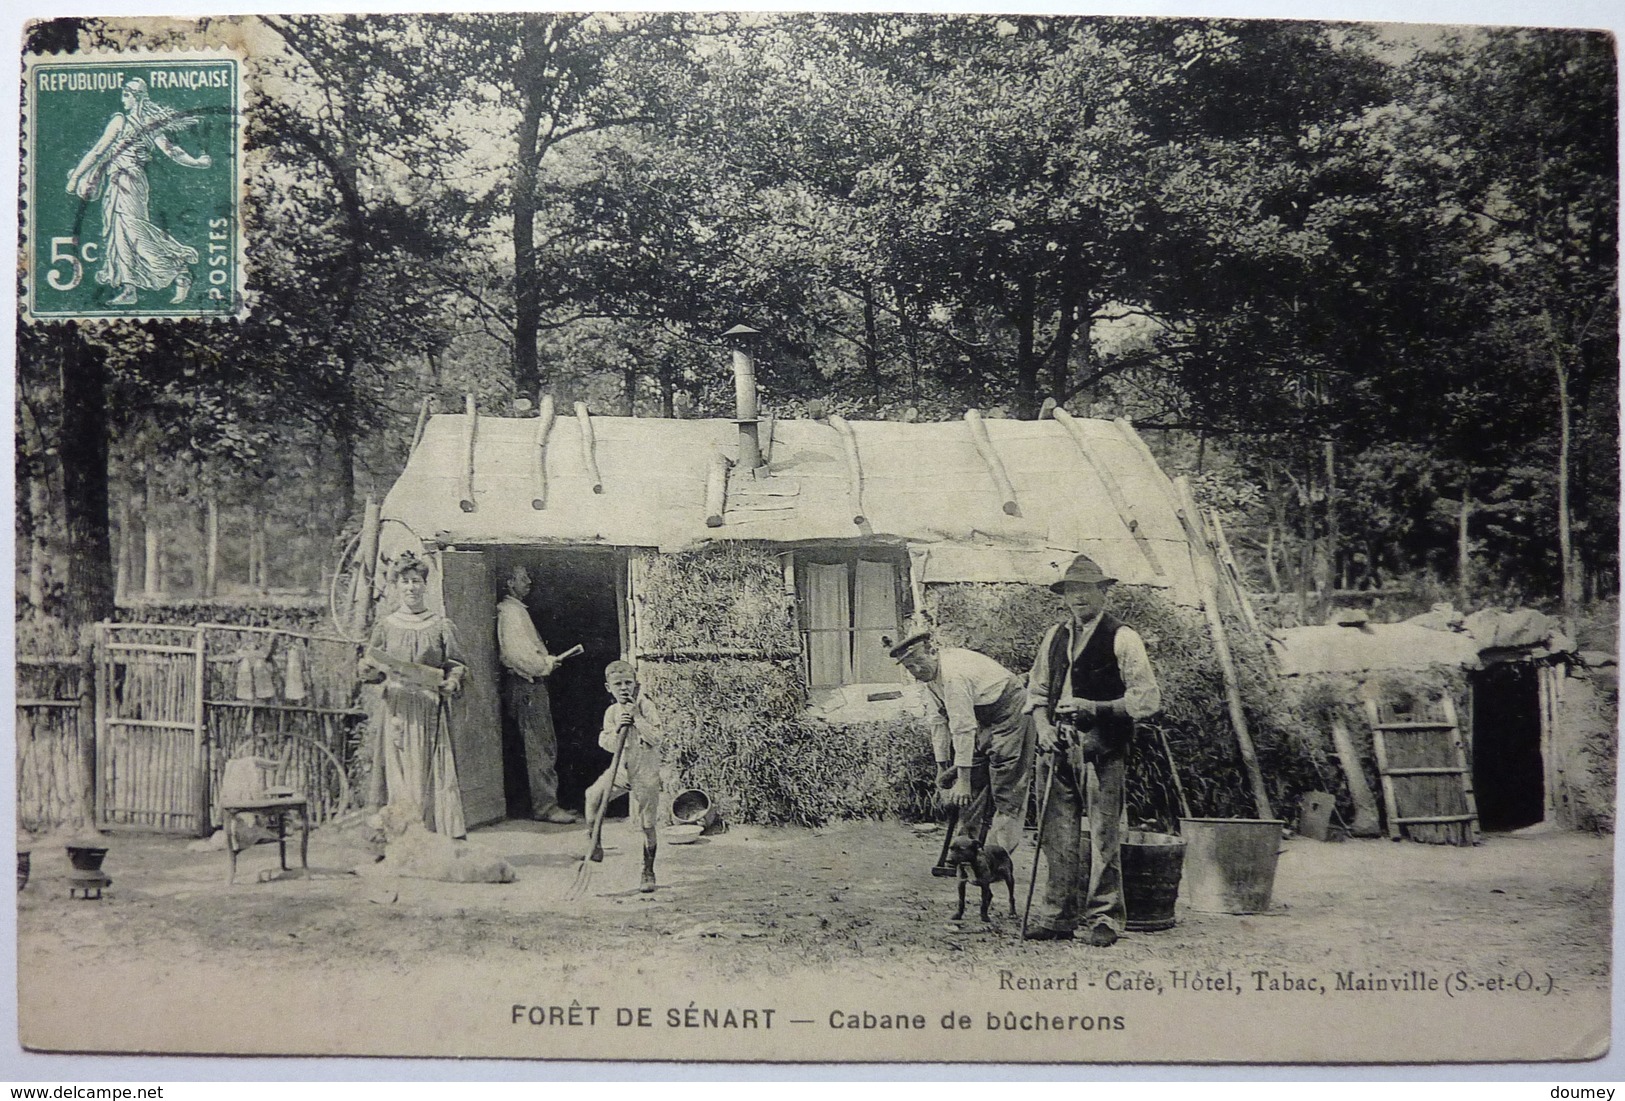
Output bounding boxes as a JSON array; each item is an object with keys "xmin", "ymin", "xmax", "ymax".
[{"xmin": 884, "ymin": 631, "xmax": 934, "ymax": 660}]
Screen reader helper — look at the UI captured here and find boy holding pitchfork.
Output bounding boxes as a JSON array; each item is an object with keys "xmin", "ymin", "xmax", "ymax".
[{"xmin": 583, "ymin": 660, "xmax": 666, "ymax": 893}]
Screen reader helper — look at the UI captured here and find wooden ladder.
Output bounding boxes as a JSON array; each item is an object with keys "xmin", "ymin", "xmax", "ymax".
[{"xmin": 1363, "ymin": 695, "xmax": 1481, "ymax": 845}]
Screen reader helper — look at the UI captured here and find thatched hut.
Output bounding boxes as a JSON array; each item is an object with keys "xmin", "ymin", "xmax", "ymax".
[
  {"xmin": 375, "ymin": 382, "xmax": 1292, "ymax": 828},
  {"xmin": 1273, "ymin": 607, "xmax": 1613, "ymax": 839}
]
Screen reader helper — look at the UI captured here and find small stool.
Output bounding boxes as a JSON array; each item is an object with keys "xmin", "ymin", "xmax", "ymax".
[{"xmin": 221, "ymin": 795, "xmax": 310, "ymax": 884}]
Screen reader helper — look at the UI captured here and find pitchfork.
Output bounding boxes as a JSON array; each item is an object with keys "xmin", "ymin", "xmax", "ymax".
[{"xmin": 566, "ymin": 715, "xmax": 634, "ymax": 900}]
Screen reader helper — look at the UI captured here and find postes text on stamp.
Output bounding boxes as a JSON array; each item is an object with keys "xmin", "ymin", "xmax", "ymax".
[{"xmin": 23, "ymin": 49, "xmax": 243, "ymax": 321}]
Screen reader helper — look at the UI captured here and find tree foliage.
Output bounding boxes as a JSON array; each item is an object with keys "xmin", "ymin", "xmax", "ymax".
[{"xmin": 15, "ymin": 14, "xmax": 1617, "ymax": 633}]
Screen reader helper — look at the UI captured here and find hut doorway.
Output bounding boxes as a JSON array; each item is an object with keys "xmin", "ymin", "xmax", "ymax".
[
  {"xmin": 1470, "ymin": 663, "xmax": 1546, "ymax": 831},
  {"xmin": 498, "ymin": 550, "xmax": 626, "ymax": 818}
]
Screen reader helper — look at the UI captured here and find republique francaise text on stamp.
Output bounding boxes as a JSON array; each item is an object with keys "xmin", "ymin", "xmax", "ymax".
[{"xmin": 22, "ymin": 49, "xmax": 243, "ymax": 322}]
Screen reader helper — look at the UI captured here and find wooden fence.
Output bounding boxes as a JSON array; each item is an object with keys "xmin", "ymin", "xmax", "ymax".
[
  {"xmin": 16, "ymin": 655, "xmax": 95, "ymax": 833},
  {"xmin": 16, "ymin": 622, "xmax": 366, "ymax": 836},
  {"xmin": 198, "ymin": 623, "xmax": 365, "ymax": 830}
]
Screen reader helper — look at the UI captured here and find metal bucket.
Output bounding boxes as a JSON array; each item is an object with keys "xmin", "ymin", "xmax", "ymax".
[
  {"xmin": 1178, "ymin": 818, "xmax": 1284, "ymax": 914},
  {"xmin": 670, "ymin": 788, "xmax": 720, "ymax": 833},
  {"xmin": 1122, "ymin": 830, "xmax": 1184, "ymax": 932}
]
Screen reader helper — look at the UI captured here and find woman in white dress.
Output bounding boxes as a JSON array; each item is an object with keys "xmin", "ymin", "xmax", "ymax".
[
  {"xmin": 65, "ymin": 78, "xmax": 211, "ymax": 307},
  {"xmin": 358, "ymin": 553, "xmax": 468, "ymax": 839}
]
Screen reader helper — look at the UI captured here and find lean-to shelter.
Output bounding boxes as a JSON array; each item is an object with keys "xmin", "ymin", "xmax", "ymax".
[{"xmin": 1273, "ymin": 607, "xmax": 1612, "ymax": 838}]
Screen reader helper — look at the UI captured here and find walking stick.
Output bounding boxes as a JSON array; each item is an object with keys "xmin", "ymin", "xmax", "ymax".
[
  {"xmin": 1021, "ymin": 736, "xmax": 1066, "ymax": 937},
  {"xmin": 931, "ymin": 805, "xmax": 961, "ymax": 878}
]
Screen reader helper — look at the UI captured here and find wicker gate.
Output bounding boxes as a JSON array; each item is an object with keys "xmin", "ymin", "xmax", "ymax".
[{"xmin": 95, "ymin": 624, "xmax": 209, "ymax": 834}]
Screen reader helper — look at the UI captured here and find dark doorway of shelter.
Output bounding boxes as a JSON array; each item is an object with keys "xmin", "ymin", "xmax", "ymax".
[
  {"xmin": 500, "ymin": 551, "xmax": 622, "ymax": 818},
  {"xmin": 1471, "ymin": 664, "xmax": 1544, "ymax": 831}
]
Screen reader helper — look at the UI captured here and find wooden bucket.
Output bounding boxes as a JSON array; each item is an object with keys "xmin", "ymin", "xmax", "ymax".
[{"xmin": 1122, "ymin": 830, "xmax": 1185, "ymax": 932}]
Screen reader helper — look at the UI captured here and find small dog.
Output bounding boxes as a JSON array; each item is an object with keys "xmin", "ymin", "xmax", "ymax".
[{"xmin": 948, "ymin": 836, "xmax": 1016, "ymax": 923}]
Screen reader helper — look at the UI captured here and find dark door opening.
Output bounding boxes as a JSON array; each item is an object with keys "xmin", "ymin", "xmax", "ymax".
[
  {"xmin": 1470, "ymin": 663, "xmax": 1545, "ymax": 831},
  {"xmin": 493, "ymin": 550, "xmax": 623, "ymax": 818}
]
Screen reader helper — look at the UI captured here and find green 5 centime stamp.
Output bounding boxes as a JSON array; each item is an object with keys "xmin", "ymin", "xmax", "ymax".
[{"xmin": 24, "ymin": 49, "xmax": 243, "ymax": 321}]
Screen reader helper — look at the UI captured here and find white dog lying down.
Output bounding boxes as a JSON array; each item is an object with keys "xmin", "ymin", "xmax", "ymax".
[{"xmin": 360, "ymin": 807, "xmax": 516, "ymax": 884}]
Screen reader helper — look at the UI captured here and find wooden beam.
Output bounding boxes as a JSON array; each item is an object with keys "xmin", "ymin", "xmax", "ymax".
[
  {"xmin": 458, "ymin": 394, "xmax": 478, "ymax": 513},
  {"xmin": 574, "ymin": 402, "xmax": 604, "ymax": 494},
  {"xmin": 964, "ymin": 409, "xmax": 1019, "ymax": 516},
  {"xmin": 531, "ymin": 394, "xmax": 556, "ymax": 510},
  {"xmin": 1440, "ymin": 693, "xmax": 1481, "ymax": 844},
  {"xmin": 704, "ymin": 451, "xmax": 730, "ymax": 528},
  {"xmin": 204, "ymin": 497, "xmax": 219, "ymax": 597},
  {"xmin": 410, "ymin": 395, "xmax": 432, "ymax": 455},
  {"xmin": 1174, "ymin": 475, "xmax": 1274, "ymax": 821},
  {"xmin": 1052, "ymin": 407, "xmax": 1163, "ymax": 576},
  {"xmin": 1210, "ymin": 509, "xmax": 1264, "ymax": 636},
  {"xmin": 761, "ymin": 411, "xmax": 778, "ymax": 467},
  {"xmin": 1364, "ymin": 698, "xmax": 1402, "ymax": 840},
  {"xmin": 1329, "ymin": 716, "xmax": 1383, "ymax": 837},
  {"xmin": 192, "ymin": 625, "xmax": 208, "ymax": 837},
  {"xmin": 827, "ymin": 415, "xmax": 866, "ymax": 526},
  {"xmin": 351, "ymin": 496, "xmax": 381, "ymax": 633}
]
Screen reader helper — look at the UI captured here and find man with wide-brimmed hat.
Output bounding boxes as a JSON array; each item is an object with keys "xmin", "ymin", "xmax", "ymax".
[
  {"xmin": 888, "ymin": 631, "xmax": 1034, "ymax": 857},
  {"xmin": 1023, "ymin": 553, "xmax": 1161, "ymax": 946}
]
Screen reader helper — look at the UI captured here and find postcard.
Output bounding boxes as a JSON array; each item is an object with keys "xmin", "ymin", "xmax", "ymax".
[{"xmin": 11, "ymin": 8, "xmax": 1618, "ymax": 1068}]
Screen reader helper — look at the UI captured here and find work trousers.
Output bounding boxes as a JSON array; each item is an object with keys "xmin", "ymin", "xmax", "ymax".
[
  {"xmin": 585, "ymin": 739, "xmax": 662, "ymax": 832},
  {"xmin": 501, "ymin": 673, "xmax": 563, "ymax": 816},
  {"xmin": 1032, "ymin": 744, "xmax": 1128, "ymax": 936},
  {"xmin": 953, "ymin": 678, "xmax": 1035, "ymax": 858}
]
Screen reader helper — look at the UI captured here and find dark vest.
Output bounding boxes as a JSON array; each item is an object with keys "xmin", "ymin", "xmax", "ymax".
[{"xmin": 1045, "ymin": 613, "xmax": 1133, "ymax": 752}]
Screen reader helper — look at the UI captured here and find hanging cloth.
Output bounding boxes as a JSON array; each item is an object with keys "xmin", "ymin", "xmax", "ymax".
[
  {"xmin": 253, "ymin": 640, "xmax": 278, "ymax": 700},
  {"xmin": 284, "ymin": 640, "xmax": 308, "ymax": 701}
]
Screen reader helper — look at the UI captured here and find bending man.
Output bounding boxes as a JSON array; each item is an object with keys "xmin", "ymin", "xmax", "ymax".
[{"xmin": 890, "ymin": 632, "xmax": 1033, "ymax": 856}]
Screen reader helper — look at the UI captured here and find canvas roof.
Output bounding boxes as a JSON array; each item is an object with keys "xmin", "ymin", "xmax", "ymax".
[
  {"xmin": 1271, "ymin": 623, "xmax": 1485, "ymax": 677},
  {"xmin": 1273, "ymin": 607, "xmax": 1577, "ymax": 678},
  {"xmin": 380, "ymin": 411, "xmax": 1202, "ymax": 604}
]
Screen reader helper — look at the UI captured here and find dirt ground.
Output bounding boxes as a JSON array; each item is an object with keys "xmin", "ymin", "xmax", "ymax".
[{"xmin": 14, "ymin": 815, "xmax": 1615, "ymax": 1065}]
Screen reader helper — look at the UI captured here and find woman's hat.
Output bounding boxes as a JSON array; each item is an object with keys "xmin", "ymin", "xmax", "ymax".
[{"xmin": 1050, "ymin": 554, "xmax": 1116, "ymax": 593}]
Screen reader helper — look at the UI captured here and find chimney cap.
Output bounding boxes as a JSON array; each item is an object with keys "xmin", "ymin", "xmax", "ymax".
[{"xmin": 723, "ymin": 323, "xmax": 761, "ymax": 341}]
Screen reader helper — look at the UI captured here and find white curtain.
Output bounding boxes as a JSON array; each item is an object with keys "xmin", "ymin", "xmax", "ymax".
[
  {"xmin": 852, "ymin": 559, "xmax": 900, "ymax": 683},
  {"xmin": 805, "ymin": 562, "xmax": 851, "ymax": 687}
]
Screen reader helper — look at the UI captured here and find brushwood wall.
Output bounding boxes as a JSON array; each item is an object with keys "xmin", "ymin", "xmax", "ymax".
[{"xmin": 638, "ymin": 545, "xmax": 1316, "ymax": 827}]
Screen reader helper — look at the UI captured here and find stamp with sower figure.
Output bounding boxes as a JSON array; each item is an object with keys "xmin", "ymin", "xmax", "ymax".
[{"xmin": 23, "ymin": 49, "xmax": 243, "ymax": 321}]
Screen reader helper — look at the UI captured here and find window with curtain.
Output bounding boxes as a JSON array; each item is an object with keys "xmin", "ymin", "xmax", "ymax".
[{"xmin": 798, "ymin": 553, "xmax": 906, "ymax": 687}]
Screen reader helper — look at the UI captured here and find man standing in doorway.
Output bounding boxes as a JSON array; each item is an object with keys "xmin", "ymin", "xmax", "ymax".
[
  {"xmin": 1024, "ymin": 554, "xmax": 1161, "ymax": 946},
  {"xmin": 497, "ymin": 565, "xmax": 580, "ymax": 824},
  {"xmin": 890, "ymin": 632, "xmax": 1033, "ymax": 858}
]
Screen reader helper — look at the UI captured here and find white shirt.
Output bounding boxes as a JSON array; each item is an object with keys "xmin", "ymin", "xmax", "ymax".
[
  {"xmin": 1025, "ymin": 614, "xmax": 1161, "ymax": 721},
  {"xmin": 599, "ymin": 694, "xmax": 664, "ymax": 754},
  {"xmin": 921, "ymin": 647, "xmax": 1021, "ymax": 769},
  {"xmin": 496, "ymin": 594, "xmax": 556, "ymax": 679}
]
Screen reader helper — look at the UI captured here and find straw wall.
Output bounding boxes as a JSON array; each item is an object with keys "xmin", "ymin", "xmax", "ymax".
[
  {"xmin": 927, "ymin": 582, "xmax": 1318, "ymax": 826},
  {"xmin": 1555, "ymin": 665, "xmax": 1617, "ymax": 832},
  {"xmin": 638, "ymin": 544, "xmax": 941, "ymax": 826},
  {"xmin": 643, "ymin": 546, "xmax": 1318, "ymax": 827}
]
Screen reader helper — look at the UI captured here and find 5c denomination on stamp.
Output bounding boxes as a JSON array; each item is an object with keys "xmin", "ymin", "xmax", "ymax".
[{"xmin": 23, "ymin": 49, "xmax": 243, "ymax": 321}]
